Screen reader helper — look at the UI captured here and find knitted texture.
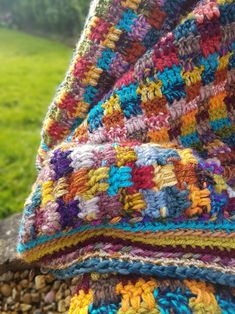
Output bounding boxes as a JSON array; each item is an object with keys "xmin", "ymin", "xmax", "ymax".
[
  {"xmin": 18, "ymin": 0, "xmax": 235, "ymax": 302},
  {"xmin": 68, "ymin": 274, "xmax": 235, "ymax": 314}
]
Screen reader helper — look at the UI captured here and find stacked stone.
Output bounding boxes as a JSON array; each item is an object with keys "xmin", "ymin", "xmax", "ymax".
[{"xmin": 0, "ymin": 269, "xmax": 80, "ymax": 314}]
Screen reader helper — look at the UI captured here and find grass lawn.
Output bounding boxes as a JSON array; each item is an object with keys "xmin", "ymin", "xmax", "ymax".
[{"xmin": 0, "ymin": 28, "xmax": 72, "ymax": 218}]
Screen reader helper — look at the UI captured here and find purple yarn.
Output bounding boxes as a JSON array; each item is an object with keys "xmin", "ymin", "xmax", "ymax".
[
  {"xmin": 50, "ymin": 149, "xmax": 73, "ymax": 180},
  {"xmin": 57, "ymin": 198, "xmax": 80, "ymax": 229}
]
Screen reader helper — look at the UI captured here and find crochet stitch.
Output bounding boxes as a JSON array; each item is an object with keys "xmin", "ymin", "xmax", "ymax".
[
  {"xmin": 68, "ymin": 274, "xmax": 235, "ymax": 314},
  {"xmin": 18, "ymin": 0, "xmax": 235, "ymax": 312}
]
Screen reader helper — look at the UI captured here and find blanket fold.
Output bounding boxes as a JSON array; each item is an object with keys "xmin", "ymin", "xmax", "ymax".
[{"xmin": 18, "ymin": 0, "xmax": 235, "ymax": 312}]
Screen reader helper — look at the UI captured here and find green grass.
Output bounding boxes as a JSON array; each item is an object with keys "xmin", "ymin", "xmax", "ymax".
[{"xmin": 0, "ymin": 28, "xmax": 72, "ymax": 218}]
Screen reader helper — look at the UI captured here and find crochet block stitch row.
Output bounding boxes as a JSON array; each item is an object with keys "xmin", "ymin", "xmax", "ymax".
[
  {"xmin": 18, "ymin": 141, "xmax": 235, "ymax": 285},
  {"xmin": 38, "ymin": 0, "xmax": 209, "ymax": 163},
  {"xmin": 71, "ymin": 0, "xmax": 235, "ymax": 157},
  {"xmin": 68, "ymin": 274, "xmax": 235, "ymax": 314}
]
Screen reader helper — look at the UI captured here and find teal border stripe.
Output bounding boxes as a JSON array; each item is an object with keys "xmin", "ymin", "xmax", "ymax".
[{"xmin": 17, "ymin": 220, "xmax": 235, "ymax": 253}]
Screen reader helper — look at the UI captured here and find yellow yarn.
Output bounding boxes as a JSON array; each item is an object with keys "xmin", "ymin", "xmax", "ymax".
[
  {"xmin": 116, "ymin": 278, "xmax": 158, "ymax": 312},
  {"xmin": 53, "ymin": 177, "xmax": 68, "ymax": 199},
  {"xmin": 83, "ymin": 167, "xmax": 109, "ymax": 199},
  {"xmin": 41, "ymin": 181, "xmax": 54, "ymax": 205},
  {"xmin": 186, "ymin": 185, "xmax": 211, "ymax": 217},
  {"xmin": 218, "ymin": 52, "xmax": 233, "ymax": 70},
  {"xmin": 181, "ymin": 110, "xmax": 198, "ymax": 136},
  {"xmin": 178, "ymin": 149, "xmax": 198, "ymax": 165},
  {"xmin": 73, "ymin": 101, "xmax": 90, "ymax": 119},
  {"xmin": 122, "ymin": 0, "xmax": 142, "ymax": 10},
  {"xmin": 185, "ymin": 280, "xmax": 221, "ymax": 314},
  {"xmin": 21, "ymin": 228, "xmax": 235, "ymax": 263},
  {"xmin": 217, "ymin": 0, "xmax": 233, "ymax": 4},
  {"xmin": 103, "ymin": 26, "xmax": 122, "ymax": 49},
  {"xmin": 81, "ymin": 66, "xmax": 103, "ymax": 86},
  {"xmin": 182, "ymin": 66, "xmax": 204, "ymax": 86},
  {"xmin": 137, "ymin": 80, "xmax": 163, "ymax": 102},
  {"xmin": 102, "ymin": 95, "xmax": 121, "ymax": 115},
  {"xmin": 68, "ymin": 289, "xmax": 93, "ymax": 314},
  {"xmin": 148, "ymin": 128, "xmax": 170, "ymax": 143},
  {"xmin": 153, "ymin": 164, "xmax": 177, "ymax": 191},
  {"xmin": 213, "ymin": 174, "xmax": 227, "ymax": 194},
  {"xmin": 208, "ymin": 93, "xmax": 227, "ymax": 121},
  {"xmin": 122, "ymin": 192, "xmax": 146, "ymax": 212},
  {"xmin": 115, "ymin": 145, "xmax": 137, "ymax": 166}
]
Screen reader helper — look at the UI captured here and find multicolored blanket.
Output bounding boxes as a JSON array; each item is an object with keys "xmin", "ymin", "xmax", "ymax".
[{"xmin": 18, "ymin": 0, "xmax": 235, "ymax": 312}]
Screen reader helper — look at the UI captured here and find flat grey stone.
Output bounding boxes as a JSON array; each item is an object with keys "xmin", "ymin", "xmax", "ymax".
[{"xmin": 0, "ymin": 214, "xmax": 32, "ymax": 274}]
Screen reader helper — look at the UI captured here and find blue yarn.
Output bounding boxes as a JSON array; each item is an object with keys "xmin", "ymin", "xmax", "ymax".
[
  {"xmin": 25, "ymin": 185, "xmax": 41, "ymax": 216},
  {"xmin": 210, "ymin": 118, "xmax": 231, "ymax": 132},
  {"xmin": 116, "ymin": 83, "xmax": 142, "ymax": 118},
  {"xmin": 116, "ymin": 83, "xmax": 139, "ymax": 102},
  {"xmin": 51, "ymin": 258, "xmax": 235, "ymax": 287},
  {"xmin": 223, "ymin": 132, "xmax": 235, "ymax": 147},
  {"xmin": 158, "ymin": 65, "xmax": 184, "ymax": 88},
  {"xmin": 229, "ymin": 41, "xmax": 235, "ymax": 69},
  {"xmin": 84, "ymin": 85, "xmax": 99, "ymax": 104},
  {"xmin": 41, "ymin": 141, "xmax": 49, "ymax": 152},
  {"xmin": 142, "ymin": 187, "xmax": 190, "ymax": 219},
  {"xmin": 208, "ymin": 186, "xmax": 228, "ymax": 217},
  {"xmin": 143, "ymin": 28, "xmax": 159, "ymax": 47},
  {"xmin": 158, "ymin": 65, "xmax": 186, "ymax": 104},
  {"xmin": 20, "ymin": 185, "xmax": 41, "ymax": 240},
  {"xmin": 200, "ymin": 53, "xmax": 219, "ymax": 85},
  {"xmin": 88, "ymin": 102, "xmax": 104, "ymax": 132},
  {"xmin": 163, "ymin": 0, "xmax": 186, "ymax": 17},
  {"xmin": 121, "ymin": 101, "xmax": 142, "ymax": 118},
  {"xmin": 219, "ymin": 3, "xmax": 235, "ymax": 25},
  {"xmin": 174, "ymin": 19, "xmax": 197, "ymax": 40},
  {"xmin": 157, "ymin": 288, "xmax": 193, "ymax": 314},
  {"xmin": 107, "ymin": 166, "xmax": 133, "ymax": 196},
  {"xmin": 116, "ymin": 9, "xmax": 137, "ymax": 32},
  {"xmin": 97, "ymin": 48, "xmax": 116, "ymax": 71},
  {"xmin": 142, "ymin": 190, "xmax": 162, "ymax": 219},
  {"xmin": 89, "ymin": 303, "xmax": 119, "ymax": 314},
  {"xmin": 180, "ymin": 132, "xmax": 200, "ymax": 147},
  {"xmin": 216, "ymin": 295, "xmax": 235, "ymax": 314},
  {"xmin": 135, "ymin": 146, "xmax": 180, "ymax": 166}
]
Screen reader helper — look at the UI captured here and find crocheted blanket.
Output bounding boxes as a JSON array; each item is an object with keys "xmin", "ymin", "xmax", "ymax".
[{"xmin": 18, "ymin": 0, "xmax": 235, "ymax": 299}]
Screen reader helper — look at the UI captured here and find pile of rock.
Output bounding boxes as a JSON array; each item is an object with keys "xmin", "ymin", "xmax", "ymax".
[
  {"xmin": 0, "ymin": 269, "xmax": 79, "ymax": 314},
  {"xmin": 0, "ymin": 214, "xmax": 81, "ymax": 313}
]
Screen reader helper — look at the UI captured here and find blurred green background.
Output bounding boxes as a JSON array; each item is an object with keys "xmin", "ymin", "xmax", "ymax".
[{"xmin": 0, "ymin": 1, "xmax": 90, "ymax": 218}]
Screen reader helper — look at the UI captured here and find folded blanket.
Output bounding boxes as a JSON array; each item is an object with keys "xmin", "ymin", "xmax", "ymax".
[{"xmin": 18, "ymin": 0, "xmax": 235, "ymax": 312}]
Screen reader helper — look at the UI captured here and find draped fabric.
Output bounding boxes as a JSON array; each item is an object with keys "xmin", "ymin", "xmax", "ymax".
[{"xmin": 18, "ymin": 0, "xmax": 235, "ymax": 312}]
